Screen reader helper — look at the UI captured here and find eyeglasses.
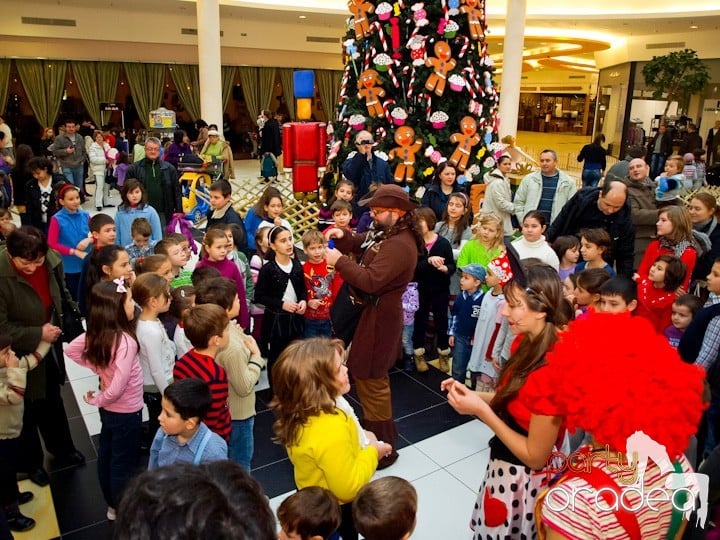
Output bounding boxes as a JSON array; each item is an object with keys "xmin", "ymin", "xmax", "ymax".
[
  {"xmin": 369, "ymin": 207, "xmax": 393, "ymax": 216},
  {"xmin": 357, "ymin": 140, "xmax": 373, "ymax": 145}
]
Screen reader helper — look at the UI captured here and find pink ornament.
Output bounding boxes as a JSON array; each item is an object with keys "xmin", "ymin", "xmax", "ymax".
[{"xmin": 431, "ymin": 150, "xmax": 442, "ymax": 163}]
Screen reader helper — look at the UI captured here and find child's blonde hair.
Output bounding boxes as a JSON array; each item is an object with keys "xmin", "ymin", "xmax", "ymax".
[{"xmin": 474, "ymin": 212, "xmax": 504, "ymax": 251}]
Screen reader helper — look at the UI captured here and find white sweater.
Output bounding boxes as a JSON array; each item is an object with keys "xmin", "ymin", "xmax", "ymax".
[
  {"xmin": 511, "ymin": 235, "xmax": 560, "ymax": 271},
  {"xmin": 136, "ymin": 318, "xmax": 176, "ymax": 393}
]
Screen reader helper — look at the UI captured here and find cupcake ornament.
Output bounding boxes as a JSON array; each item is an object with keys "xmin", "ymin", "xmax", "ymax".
[
  {"xmin": 376, "ymin": 2, "xmax": 393, "ymax": 20},
  {"xmin": 429, "ymin": 111, "xmax": 449, "ymax": 129},
  {"xmin": 373, "ymin": 53, "xmax": 392, "ymax": 72},
  {"xmin": 448, "ymin": 74, "xmax": 465, "ymax": 92},
  {"xmin": 444, "ymin": 20, "xmax": 459, "ymax": 38},
  {"xmin": 349, "ymin": 114, "xmax": 367, "ymax": 131},
  {"xmin": 390, "ymin": 107, "xmax": 408, "ymax": 126}
]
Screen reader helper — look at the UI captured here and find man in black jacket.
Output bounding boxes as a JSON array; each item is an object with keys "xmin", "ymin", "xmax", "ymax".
[
  {"xmin": 546, "ymin": 180, "xmax": 635, "ymax": 277},
  {"xmin": 646, "ymin": 123, "xmax": 673, "ymax": 179},
  {"xmin": 126, "ymin": 137, "xmax": 182, "ymax": 227}
]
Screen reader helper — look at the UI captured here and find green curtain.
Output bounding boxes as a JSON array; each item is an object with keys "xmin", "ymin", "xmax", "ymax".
[
  {"xmin": 258, "ymin": 67, "xmax": 277, "ymax": 112},
  {"xmin": 238, "ymin": 66, "xmax": 260, "ymax": 120},
  {"xmin": 277, "ymin": 68, "xmax": 295, "ymax": 121},
  {"xmin": 170, "ymin": 64, "xmax": 201, "ymax": 121},
  {"xmin": 221, "ymin": 66, "xmax": 237, "ymax": 113},
  {"xmin": 124, "ymin": 63, "xmax": 165, "ymax": 128},
  {"xmin": 16, "ymin": 59, "xmax": 67, "ymax": 128},
  {"xmin": 71, "ymin": 61, "xmax": 119, "ymax": 126},
  {"xmin": 0, "ymin": 60, "xmax": 10, "ymax": 117},
  {"xmin": 317, "ymin": 70, "xmax": 342, "ymax": 122}
]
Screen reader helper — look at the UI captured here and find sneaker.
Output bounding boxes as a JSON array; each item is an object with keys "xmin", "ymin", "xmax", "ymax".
[{"xmin": 107, "ymin": 506, "xmax": 116, "ymax": 521}]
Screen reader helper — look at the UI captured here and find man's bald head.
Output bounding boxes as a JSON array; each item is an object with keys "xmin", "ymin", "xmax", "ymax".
[{"xmin": 598, "ymin": 181, "xmax": 628, "ymax": 215}]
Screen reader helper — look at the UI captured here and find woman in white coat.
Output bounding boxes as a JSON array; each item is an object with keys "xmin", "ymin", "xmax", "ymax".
[
  {"xmin": 481, "ymin": 155, "xmax": 514, "ymax": 237},
  {"xmin": 88, "ymin": 130, "xmax": 111, "ymax": 211}
]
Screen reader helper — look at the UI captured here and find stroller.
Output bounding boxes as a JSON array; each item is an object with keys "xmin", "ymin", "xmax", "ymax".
[
  {"xmin": 260, "ymin": 152, "xmax": 278, "ymax": 182},
  {"xmin": 178, "ymin": 158, "xmax": 223, "ymax": 223}
]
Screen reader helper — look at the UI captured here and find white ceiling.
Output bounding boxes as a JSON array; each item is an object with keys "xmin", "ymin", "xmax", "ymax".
[
  {"xmin": 22, "ymin": 0, "xmax": 720, "ymax": 37},
  {"xmin": 12, "ymin": 0, "xmax": 720, "ymax": 72}
]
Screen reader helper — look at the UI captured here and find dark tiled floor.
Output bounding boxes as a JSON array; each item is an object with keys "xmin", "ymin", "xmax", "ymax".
[{"xmin": 53, "ymin": 363, "xmax": 467, "ymax": 537}]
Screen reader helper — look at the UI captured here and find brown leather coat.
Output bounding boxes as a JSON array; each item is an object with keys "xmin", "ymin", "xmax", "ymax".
[{"xmin": 335, "ymin": 226, "xmax": 419, "ymax": 379}]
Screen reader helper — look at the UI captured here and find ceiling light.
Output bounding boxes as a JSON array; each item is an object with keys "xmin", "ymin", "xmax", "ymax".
[
  {"xmin": 299, "ymin": 15, "xmax": 307, "ymax": 19},
  {"xmin": 690, "ymin": 24, "xmax": 698, "ymax": 29}
]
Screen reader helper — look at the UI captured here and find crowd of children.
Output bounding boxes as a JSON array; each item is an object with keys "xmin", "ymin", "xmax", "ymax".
[{"xmin": 4, "ymin": 144, "xmax": 720, "ymax": 540}]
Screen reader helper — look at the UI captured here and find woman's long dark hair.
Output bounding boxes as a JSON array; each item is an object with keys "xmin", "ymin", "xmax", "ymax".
[
  {"xmin": 438, "ymin": 193, "xmax": 472, "ymax": 247},
  {"xmin": 491, "ymin": 264, "xmax": 568, "ymax": 414},
  {"xmin": 83, "ymin": 281, "xmax": 137, "ymax": 369}
]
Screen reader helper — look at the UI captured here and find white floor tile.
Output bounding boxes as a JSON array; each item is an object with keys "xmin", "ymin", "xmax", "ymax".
[
  {"xmin": 445, "ymin": 448, "xmax": 490, "ymax": 492},
  {"xmin": 372, "ymin": 445, "xmax": 441, "ymax": 483},
  {"xmin": 414, "ymin": 420, "xmax": 493, "ymax": 468},
  {"xmin": 69, "ymin": 375, "xmax": 102, "ymax": 416},
  {"xmin": 412, "ymin": 469, "xmax": 476, "ymax": 540},
  {"xmin": 63, "ymin": 354, "xmax": 96, "ymax": 382},
  {"xmin": 83, "ymin": 411, "xmax": 102, "ymax": 437},
  {"xmin": 269, "ymin": 490, "xmax": 296, "ymax": 534}
]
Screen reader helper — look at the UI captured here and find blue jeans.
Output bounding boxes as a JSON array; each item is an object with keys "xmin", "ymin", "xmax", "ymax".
[
  {"xmin": 650, "ymin": 153, "xmax": 666, "ymax": 180},
  {"xmin": 303, "ymin": 318, "xmax": 332, "ymax": 338},
  {"xmin": 581, "ymin": 169, "xmax": 602, "ymax": 188},
  {"xmin": 62, "ymin": 165, "xmax": 85, "ymax": 190},
  {"xmin": 402, "ymin": 323, "xmax": 414, "ymax": 355},
  {"xmin": 451, "ymin": 335, "xmax": 473, "ymax": 384},
  {"xmin": 98, "ymin": 408, "xmax": 142, "ymax": 508},
  {"xmin": 229, "ymin": 417, "xmax": 255, "ymax": 471}
]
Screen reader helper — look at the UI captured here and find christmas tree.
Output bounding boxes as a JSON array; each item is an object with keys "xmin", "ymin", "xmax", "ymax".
[{"xmin": 328, "ymin": 0, "xmax": 501, "ymax": 190}]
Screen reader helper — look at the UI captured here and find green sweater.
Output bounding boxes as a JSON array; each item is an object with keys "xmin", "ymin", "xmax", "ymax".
[{"xmin": 456, "ymin": 239, "xmax": 503, "ymax": 292}]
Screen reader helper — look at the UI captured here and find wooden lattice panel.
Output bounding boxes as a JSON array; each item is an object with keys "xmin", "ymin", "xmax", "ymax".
[
  {"xmin": 229, "ymin": 176, "xmax": 320, "ymax": 242},
  {"xmin": 679, "ymin": 185, "xmax": 720, "ymax": 207}
]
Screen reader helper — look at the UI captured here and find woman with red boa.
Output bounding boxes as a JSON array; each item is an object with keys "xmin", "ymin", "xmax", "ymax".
[
  {"xmin": 535, "ymin": 313, "xmax": 705, "ymax": 539},
  {"xmin": 442, "ymin": 258, "xmax": 569, "ymax": 539}
]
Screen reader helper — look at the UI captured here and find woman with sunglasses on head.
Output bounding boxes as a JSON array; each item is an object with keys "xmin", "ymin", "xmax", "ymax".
[
  {"xmin": 341, "ymin": 131, "xmax": 393, "ymax": 202},
  {"xmin": 441, "ymin": 255, "xmax": 569, "ymax": 539}
]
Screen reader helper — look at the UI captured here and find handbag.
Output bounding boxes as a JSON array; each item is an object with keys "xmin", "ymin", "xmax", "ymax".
[
  {"xmin": 330, "ymin": 281, "xmax": 378, "ymax": 347},
  {"xmin": 51, "ymin": 265, "xmax": 84, "ymax": 342}
]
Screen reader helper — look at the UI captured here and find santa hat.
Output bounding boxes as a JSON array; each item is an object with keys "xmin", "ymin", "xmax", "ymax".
[{"xmin": 487, "ymin": 251, "xmax": 512, "ymax": 287}]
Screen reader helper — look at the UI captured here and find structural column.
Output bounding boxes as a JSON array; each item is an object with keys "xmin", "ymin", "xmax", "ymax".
[
  {"xmin": 196, "ymin": 0, "xmax": 223, "ymax": 127},
  {"xmin": 497, "ymin": 0, "xmax": 526, "ymax": 138}
]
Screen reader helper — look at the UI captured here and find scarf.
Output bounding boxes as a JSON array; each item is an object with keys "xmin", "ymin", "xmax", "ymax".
[
  {"xmin": 658, "ymin": 236, "xmax": 692, "ymax": 259},
  {"xmin": 694, "ymin": 216, "xmax": 718, "ymax": 238}
]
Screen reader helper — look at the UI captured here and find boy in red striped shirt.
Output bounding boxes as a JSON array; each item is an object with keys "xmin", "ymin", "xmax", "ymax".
[{"xmin": 172, "ymin": 304, "xmax": 231, "ymax": 442}]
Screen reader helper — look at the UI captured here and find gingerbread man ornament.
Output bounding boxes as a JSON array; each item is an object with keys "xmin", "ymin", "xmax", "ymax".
[
  {"xmin": 449, "ymin": 116, "xmax": 481, "ymax": 172},
  {"xmin": 388, "ymin": 126, "xmax": 423, "ymax": 183},
  {"xmin": 460, "ymin": 0, "xmax": 485, "ymax": 41},
  {"xmin": 357, "ymin": 69, "xmax": 386, "ymax": 118},
  {"xmin": 425, "ymin": 41, "xmax": 456, "ymax": 97},
  {"xmin": 348, "ymin": 0, "xmax": 375, "ymax": 40}
]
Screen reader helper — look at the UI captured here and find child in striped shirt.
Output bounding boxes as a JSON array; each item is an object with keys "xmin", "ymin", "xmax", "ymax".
[{"xmin": 172, "ymin": 304, "xmax": 231, "ymax": 442}]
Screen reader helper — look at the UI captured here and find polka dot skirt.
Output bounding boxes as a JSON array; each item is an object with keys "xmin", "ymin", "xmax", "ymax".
[{"xmin": 470, "ymin": 457, "xmax": 546, "ymax": 540}]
